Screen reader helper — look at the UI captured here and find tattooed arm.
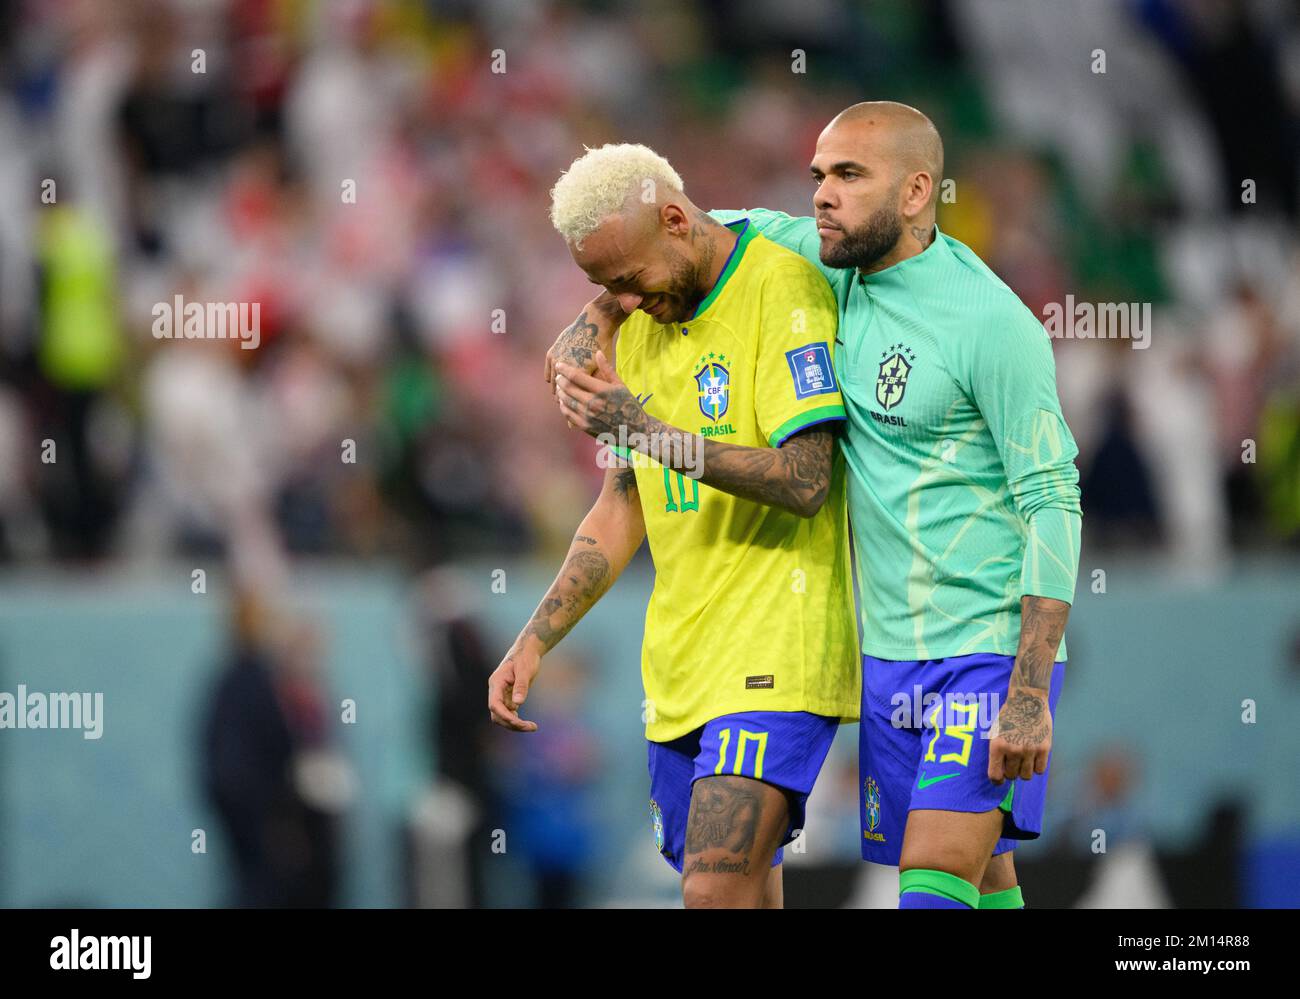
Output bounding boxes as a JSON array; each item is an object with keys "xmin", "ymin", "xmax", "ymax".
[
  {"xmin": 554, "ymin": 352, "xmax": 835, "ymax": 518},
  {"xmin": 488, "ymin": 462, "xmax": 644, "ymax": 732},
  {"xmin": 544, "ymin": 290, "xmax": 628, "ymax": 392},
  {"xmin": 681, "ymin": 428, "xmax": 834, "ymax": 519},
  {"xmin": 988, "ymin": 595, "xmax": 1069, "ymax": 784}
]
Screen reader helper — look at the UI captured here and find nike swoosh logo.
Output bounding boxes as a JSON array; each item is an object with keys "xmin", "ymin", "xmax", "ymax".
[{"xmin": 917, "ymin": 771, "xmax": 960, "ymax": 789}]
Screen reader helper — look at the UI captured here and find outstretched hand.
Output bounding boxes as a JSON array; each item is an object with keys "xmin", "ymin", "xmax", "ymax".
[{"xmin": 487, "ymin": 647, "xmax": 540, "ymax": 733}]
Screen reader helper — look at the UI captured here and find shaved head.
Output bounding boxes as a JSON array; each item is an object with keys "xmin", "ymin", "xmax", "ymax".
[
  {"xmin": 810, "ymin": 101, "xmax": 945, "ymax": 274},
  {"xmin": 826, "ymin": 101, "xmax": 944, "ymax": 200}
]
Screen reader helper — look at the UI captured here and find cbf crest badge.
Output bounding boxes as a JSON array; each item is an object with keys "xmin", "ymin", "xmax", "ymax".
[
  {"xmin": 864, "ymin": 776, "xmax": 882, "ymax": 833},
  {"xmin": 876, "ymin": 343, "xmax": 916, "ymax": 410},
  {"xmin": 650, "ymin": 798, "xmax": 665, "ymax": 853},
  {"xmin": 695, "ymin": 353, "xmax": 730, "ymax": 421}
]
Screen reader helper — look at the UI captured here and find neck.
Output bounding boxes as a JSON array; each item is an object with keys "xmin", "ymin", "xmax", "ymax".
[
  {"xmin": 858, "ymin": 218, "xmax": 935, "ymax": 278},
  {"xmin": 696, "ymin": 214, "xmax": 738, "ymax": 295}
]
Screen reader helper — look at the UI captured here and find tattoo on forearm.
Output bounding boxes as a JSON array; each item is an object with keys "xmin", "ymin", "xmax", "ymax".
[
  {"xmin": 578, "ymin": 385, "xmax": 653, "ymax": 439},
  {"xmin": 1011, "ymin": 645, "xmax": 1054, "ymax": 693},
  {"xmin": 613, "ymin": 468, "xmax": 638, "ymax": 499},
  {"xmin": 555, "ymin": 293, "xmax": 624, "ymax": 372},
  {"xmin": 992, "ymin": 596, "xmax": 1066, "ymax": 753},
  {"xmin": 585, "ymin": 393, "xmax": 832, "ymax": 517},
  {"xmin": 695, "ymin": 429, "xmax": 833, "ymax": 516},
  {"xmin": 521, "ymin": 547, "xmax": 611, "ymax": 652},
  {"xmin": 1011, "ymin": 596, "xmax": 1069, "ymax": 690},
  {"xmin": 555, "ymin": 309, "xmax": 600, "ymax": 371},
  {"xmin": 684, "ymin": 777, "xmax": 761, "ymax": 861},
  {"xmin": 618, "ymin": 424, "xmax": 832, "ymax": 516}
]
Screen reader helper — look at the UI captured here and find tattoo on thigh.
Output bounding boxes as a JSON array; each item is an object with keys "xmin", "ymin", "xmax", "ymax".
[
  {"xmin": 684, "ymin": 777, "xmax": 761, "ymax": 861},
  {"xmin": 684, "ymin": 855, "xmax": 752, "ymax": 876}
]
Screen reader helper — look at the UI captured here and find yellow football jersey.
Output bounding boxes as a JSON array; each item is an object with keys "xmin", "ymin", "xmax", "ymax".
[{"xmin": 613, "ymin": 219, "xmax": 860, "ymax": 742}]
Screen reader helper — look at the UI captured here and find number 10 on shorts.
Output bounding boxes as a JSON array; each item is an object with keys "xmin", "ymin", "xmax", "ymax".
[{"xmin": 715, "ymin": 728, "xmax": 769, "ymax": 780}]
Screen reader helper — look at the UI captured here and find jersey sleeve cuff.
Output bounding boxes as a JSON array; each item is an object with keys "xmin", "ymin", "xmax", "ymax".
[
  {"xmin": 767, "ymin": 406, "xmax": 846, "ymax": 448},
  {"xmin": 1019, "ymin": 582, "xmax": 1077, "ymax": 606}
]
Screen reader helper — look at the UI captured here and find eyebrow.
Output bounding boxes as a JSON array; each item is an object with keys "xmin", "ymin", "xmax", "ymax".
[
  {"xmin": 589, "ymin": 270, "xmax": 639, "ymax": 286},
  {"xmin": 810, "ymin": 160, "xmax": 871, "ymax": 175}
]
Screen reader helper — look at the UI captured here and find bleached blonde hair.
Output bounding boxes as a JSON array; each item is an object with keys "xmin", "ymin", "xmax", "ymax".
[{"xmin": 549, "ymin": 143, "xmax": 684, "ymax": 248}]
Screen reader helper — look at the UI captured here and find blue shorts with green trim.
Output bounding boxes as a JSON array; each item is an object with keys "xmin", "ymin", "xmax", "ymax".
[
  {"xmin": 858, "ymin": 653, "xmax": 1065, "ymax": 865},
  {"xmin": 647, "ymin": 710, "xmax": 839, "ymax": 873}
]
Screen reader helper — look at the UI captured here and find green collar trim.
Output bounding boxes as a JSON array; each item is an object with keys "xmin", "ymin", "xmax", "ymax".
[{"xmin": 691, "ymin": 219, "xmax": 754, "ymax": 320}]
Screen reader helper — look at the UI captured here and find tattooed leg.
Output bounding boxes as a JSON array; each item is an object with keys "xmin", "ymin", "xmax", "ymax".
[{"xmin": 681, "ymin": 776, "xmax": 790, "ymax": 909}]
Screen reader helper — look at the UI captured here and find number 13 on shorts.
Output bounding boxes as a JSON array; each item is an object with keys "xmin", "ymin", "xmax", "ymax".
[{"xmin": 923, "ymin": 700, "xmax": 978, "ymax": 767}]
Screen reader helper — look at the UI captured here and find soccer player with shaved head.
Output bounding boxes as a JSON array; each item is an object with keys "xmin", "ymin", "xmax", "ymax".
[
  {"xmin": 491, "ymin": 143, "xmax": 861, "ymax": 908},
  {"xmin": 549, "ymin": 103, "xmax": 1083, "ymax": 910}
]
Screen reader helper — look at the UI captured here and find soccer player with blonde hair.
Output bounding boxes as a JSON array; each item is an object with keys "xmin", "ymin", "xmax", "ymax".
[{"xmin": 489, "ymin": 143, "xmax": 860, "ymax": 908}]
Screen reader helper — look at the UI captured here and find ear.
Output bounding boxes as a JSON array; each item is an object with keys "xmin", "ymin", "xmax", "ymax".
[
  {"xmin": 660, "ymin": 201, "xmax": 691, "ymax": 238},
  {"xmin": 902, "ymin": 171, "xmax": 933, "ymax": 220}
]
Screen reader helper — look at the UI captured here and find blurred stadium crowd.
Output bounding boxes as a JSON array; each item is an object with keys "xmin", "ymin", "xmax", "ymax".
[{"xmin": 0, "ymin": 0, "xmax": 1297, "ymax": 579}]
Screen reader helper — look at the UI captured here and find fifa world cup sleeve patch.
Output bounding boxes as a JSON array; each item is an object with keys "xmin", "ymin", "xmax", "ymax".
[{"xmin": 785, "ymin": 343, "xmax": 837, "ymax": 399}]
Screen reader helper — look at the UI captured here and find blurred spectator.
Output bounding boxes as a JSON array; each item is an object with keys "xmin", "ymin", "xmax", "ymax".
[
  {"xmin": 200, "ymin": 592, "xmax": 349, "ymax": 907},
  {"xmin": 32, "ymin": 198, "xmax": 126, "ymax": 558},
  {"xmin": 1204, "ymin": 282, "xmax": 1296, "ymax": 544},
  {"xmin": 1064, "ymin": 745, "xmax": 1172, "ymax": 908},
  {"xmin": 410, "ymin": 567, "xmax": 502, "ymax": 908},
  {"xmin": 1080, "ymin": 388, "xmax": 1161, "ymax": 549}
]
